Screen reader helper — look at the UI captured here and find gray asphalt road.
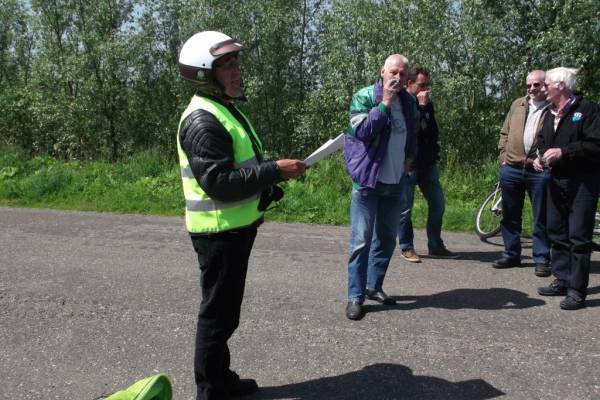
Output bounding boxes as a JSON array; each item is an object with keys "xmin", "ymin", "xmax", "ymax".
[{"xmin": 1, "ymin": 207, "xmax": 599, "ymax": 400}]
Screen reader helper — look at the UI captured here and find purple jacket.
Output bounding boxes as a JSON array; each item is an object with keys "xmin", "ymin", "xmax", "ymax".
[{"xmin": 344, "ymin": 78, "xmax": 417, "ymax": 189}]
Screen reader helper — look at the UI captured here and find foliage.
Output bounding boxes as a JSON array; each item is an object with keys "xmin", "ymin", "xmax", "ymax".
[
  {"xmin": 1, "ymin": 0, "xmax": 599, "ymax": 164},
  {"xmin": 0, "ymin": 145, "xmax": 508, "ymax": 231},
  {"xmin": 0, "ymin": 145, "xmax": 183, "ymax": 214}
]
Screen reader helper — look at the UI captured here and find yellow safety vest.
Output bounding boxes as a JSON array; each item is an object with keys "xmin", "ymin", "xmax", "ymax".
[{"xmin": 177, "ymin": 95, "xmax": 264, "ymax": 233}]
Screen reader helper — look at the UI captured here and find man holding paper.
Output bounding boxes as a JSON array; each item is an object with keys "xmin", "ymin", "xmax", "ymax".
[
  {"xmin": 343, "ymin": 54, "xmax": 417, "ymax": 320},
  {"xmin": 176, "ymin": 31, "xmax": 306, "ymax": 399}
]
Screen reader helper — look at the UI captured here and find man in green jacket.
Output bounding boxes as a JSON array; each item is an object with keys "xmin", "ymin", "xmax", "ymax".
[{"xmin": 343, "ymin": 54, "xmax": 417, "ymax": 320}]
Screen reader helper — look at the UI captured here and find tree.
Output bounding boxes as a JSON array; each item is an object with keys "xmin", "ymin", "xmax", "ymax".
[
  {"xmin": 1, "ymin": 0, "xmax": 599, "ymax": 164},
  {"xmin": 0, "ymin": 0, "xmax": 35, "ymax": 150}
]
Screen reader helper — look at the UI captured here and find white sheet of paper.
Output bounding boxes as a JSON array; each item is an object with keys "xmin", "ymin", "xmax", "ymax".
[{"xmin": 303, "ymin": 133, "xmax": 345, "ymax": 166}]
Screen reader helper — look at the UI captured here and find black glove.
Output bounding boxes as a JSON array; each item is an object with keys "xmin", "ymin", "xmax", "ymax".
[{"xmin": 258, "ymin": 185, "xmax": 284, "ymax": 211}]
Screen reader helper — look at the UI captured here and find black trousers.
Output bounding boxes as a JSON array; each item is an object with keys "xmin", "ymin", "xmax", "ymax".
[
  {"xmin": 547, "ymin": 172, "xmax": 600, "ymax": 299},
  {"xmin": 191, "ymin": 226, "xmax": 258, "ymax": 400}
]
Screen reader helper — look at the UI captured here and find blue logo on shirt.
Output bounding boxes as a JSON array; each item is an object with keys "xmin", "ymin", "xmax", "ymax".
[{"xmin": 572, "ymin": 112, "xmax": 583, "ymax": 122}]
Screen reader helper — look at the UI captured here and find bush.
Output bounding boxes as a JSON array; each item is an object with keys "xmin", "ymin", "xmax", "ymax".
[{"xmin": 0, "ymin": 145, "xmax": 511, "ymax": 232}]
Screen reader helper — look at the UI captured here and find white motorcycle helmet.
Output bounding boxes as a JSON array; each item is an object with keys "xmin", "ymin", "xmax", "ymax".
[{"xmin": 178, "ymin": 31, "xmax": 245, "ymax": 99}]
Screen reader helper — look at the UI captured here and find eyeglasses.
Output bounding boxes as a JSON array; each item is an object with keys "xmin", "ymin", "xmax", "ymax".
[
  {"xmin": 526, "ymin": 82, "xmax": 542, "ymax": 89},
  {"xmin": 214, "ymin": 55, "xmax": 240, "ymax": 70}
]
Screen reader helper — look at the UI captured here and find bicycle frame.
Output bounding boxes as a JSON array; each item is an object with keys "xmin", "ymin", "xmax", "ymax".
[{"xmin": 489, "ymin": 183, "xmax": 502, "ymax": 216}]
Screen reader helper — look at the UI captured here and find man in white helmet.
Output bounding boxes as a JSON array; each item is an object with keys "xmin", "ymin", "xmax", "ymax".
[{"xmin": 176, "ymin": 31, "xmax": 306, "ymax": 399}]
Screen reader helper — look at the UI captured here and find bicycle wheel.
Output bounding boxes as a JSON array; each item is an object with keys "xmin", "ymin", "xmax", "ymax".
[{"xmin": 475, "ymin": 188, "xmax": 503, "ymax": 240}]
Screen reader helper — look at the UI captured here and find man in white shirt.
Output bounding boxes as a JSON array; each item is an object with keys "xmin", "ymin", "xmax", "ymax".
[{"xmin": 493, "ymin": 70, "xmax": 551, "ymax": 277}]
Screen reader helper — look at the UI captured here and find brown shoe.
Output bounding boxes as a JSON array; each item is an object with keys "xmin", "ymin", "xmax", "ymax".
[{"xmin": 401, "ymin": 249, "xmax": 421, "ymax": 263}]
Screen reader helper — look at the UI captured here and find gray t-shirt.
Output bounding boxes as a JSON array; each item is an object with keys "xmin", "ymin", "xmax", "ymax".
[{"xmin": 378, "ymin": 99, "xmax": 407, "ymax": 184}]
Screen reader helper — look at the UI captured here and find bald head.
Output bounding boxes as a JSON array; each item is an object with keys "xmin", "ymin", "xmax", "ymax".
[
  {"xmin": 381, "ymin": 54, "xmax": 409, "ymax": 90},
  {"xmin": 526, "ymin": 69, "xmax": 546, "ymax": 102},
  {"xmin": 383, "ymin": 54, "xmax": 409, "ymax": 70},
  {"xmin": 527, "ymin": 70, "xmax": 545, "ymax": 82}
]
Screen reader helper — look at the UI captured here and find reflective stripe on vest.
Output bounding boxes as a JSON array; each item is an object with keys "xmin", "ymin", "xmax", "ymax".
[{"xmin": 177, "ymin": 95, "xmax": 264, "ymax": 233}]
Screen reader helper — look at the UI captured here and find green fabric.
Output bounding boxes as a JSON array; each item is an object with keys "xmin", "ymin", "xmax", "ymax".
[
  {"xmin": 348, "ymin": 85, "xmax": 375, "ymax": 138},
  {"xmin": 348, "ymin": 85, "xmax": 380, "ymax": 149},
  {"xmin": 176, "ymin": 94, "xmax": 264, "ymax": 233},
  {"xmin": 105, "ymin": 374, "xmax": 172, "ymax": 400},
  {"xmin": 377, "ymin": 102, "xmax": 390, "ymax": 114}
]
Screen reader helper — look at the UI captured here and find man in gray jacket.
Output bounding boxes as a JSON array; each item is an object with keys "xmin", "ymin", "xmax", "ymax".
[{"xmin": 493, "ymin": 70, "xmax": 551, "ymax": 277}]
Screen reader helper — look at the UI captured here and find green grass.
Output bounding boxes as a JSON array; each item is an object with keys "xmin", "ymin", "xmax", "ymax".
[
  {"xmin": 0, "ymin": 145, "xmax": 530, "ymax": 233},
  {"xmin": 0, "ymin": 146, "xmax": 183, "ymax": 215}
]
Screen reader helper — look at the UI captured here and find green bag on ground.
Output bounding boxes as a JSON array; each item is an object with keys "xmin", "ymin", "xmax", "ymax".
[{"xmin": 105, "ymin": 374, "xmax": 172, "ymax": 400}]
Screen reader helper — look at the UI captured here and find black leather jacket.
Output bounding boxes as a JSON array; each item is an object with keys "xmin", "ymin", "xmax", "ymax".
[{"xmin": 179, "ymin": 95, "xmax": 281, "ymax": 203}]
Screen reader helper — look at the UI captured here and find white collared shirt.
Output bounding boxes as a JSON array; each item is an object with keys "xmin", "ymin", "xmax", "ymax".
[{"xmin": 523, "ymin": 98, "xmax": 548, "ymax": 153}]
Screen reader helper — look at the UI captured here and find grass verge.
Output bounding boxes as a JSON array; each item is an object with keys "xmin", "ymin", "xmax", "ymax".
[{"xmin": 0, "ymin": 145, "xmax": 528, "ymax": 232}]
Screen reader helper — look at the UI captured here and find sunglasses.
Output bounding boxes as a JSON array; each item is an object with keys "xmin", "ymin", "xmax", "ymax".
[
  {"xmin": 214, "ymin": 55, "xmax": 240, "ymax": 69},
  {"xmin": 526, "ymin": 82, "xmax": 542, "ymax": 89}
]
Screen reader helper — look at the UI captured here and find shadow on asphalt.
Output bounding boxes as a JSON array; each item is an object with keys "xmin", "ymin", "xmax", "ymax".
[
  {"xmin": 368, "ymin": 288, "xmax": 545, "ymax": 311},
  {"xmin": 477, "ymin": 235, "xmax": 533, "ymax": 249},
  {"xmin": 584, "ymin": 286, "xmax": 600, "ymax": 308},
  {"xmin": 587, "ymin": 285, "xmax": 600, "ymax": 295},
  {"xmin": 251, "ymin": 363, "xmax": 504, "ymax": 400},
  {"xmin": 586, "ymin": 299, "xmax": 600, "ymax": 308},
  {"xmin": 453, "ymin": 251, "xmax": 501, "ymax": 263}
]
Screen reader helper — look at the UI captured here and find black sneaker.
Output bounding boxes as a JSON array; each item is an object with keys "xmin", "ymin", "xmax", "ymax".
[
  {"xmin": 345, "ymin": 299, "xmax": 364, "ymax": 320},
  {"xmin": 225, "ymin": 370, "xmax": 259, "ymax": 397},
  {"xmin": 538, "ymin": 279, "xmax": 567, "ymax": 296},
  {"xmin": 492, "ymin": 257, "xmax": 521, "ymax": 269},
  {"xmin": 365, "ymin": 288, "xmax": 396, "ymax": 305},
  {"xmin": 428, "ymin": 247, "xmax": 459, "ymax": 259},
  {"xmin": 560, "ymin": 295, "xmax": 585, "ymax": 310},
  {"xmin": 534, "ymin": 263, "xmax": 552, "ymax": 277},
  {"xmin": 229, "ymin": 378, "xmax": 258, "ymax": 396}
]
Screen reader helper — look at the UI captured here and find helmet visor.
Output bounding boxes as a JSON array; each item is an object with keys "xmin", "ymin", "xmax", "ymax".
[{"xmin": 210, "ymin": 39, "xmax": 244, "ymax": 57}]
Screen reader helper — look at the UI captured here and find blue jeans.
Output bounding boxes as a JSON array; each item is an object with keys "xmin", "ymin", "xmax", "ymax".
[
  {"xmin": 348, "ymin": 180, "xmax": 411, "ymax": 300},
  {"xmin": 499, "ymin": 164, "xmax": 550, "ymax": 263},
  {"xmin": 398, "ymin": 165, "xmax": 446, "ymax": 251}
]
